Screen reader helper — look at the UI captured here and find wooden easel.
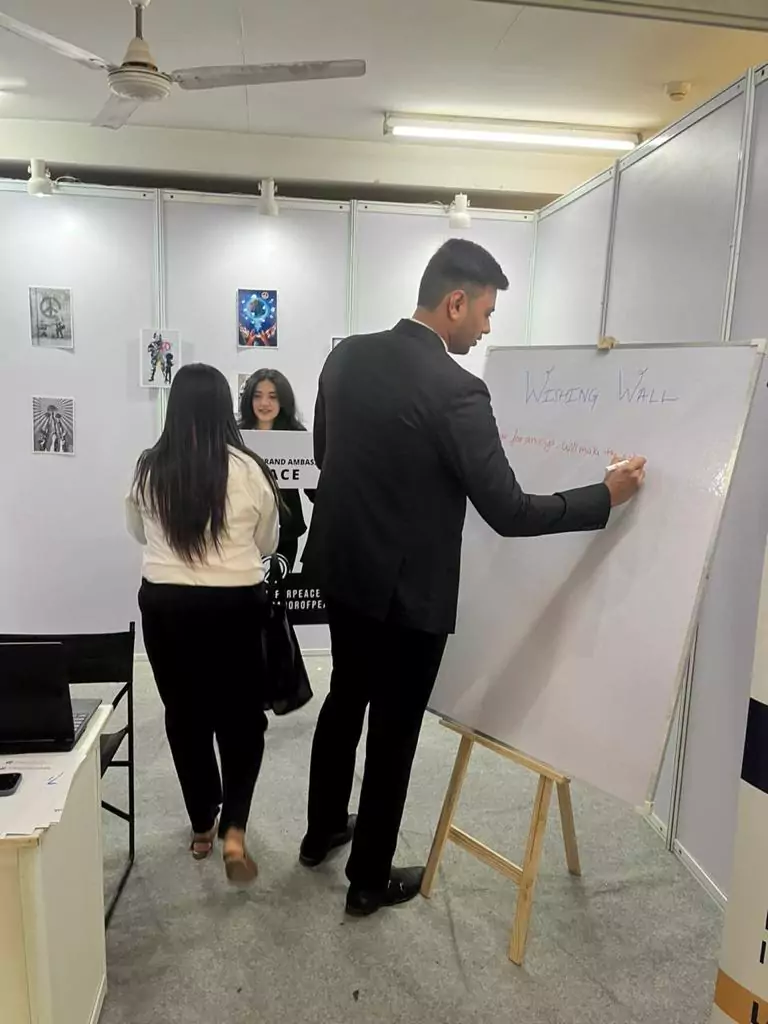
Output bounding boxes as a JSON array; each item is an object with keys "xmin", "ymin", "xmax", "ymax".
[{"xmin": 421, "ymin": 720, "xmax": 581, "ymax": 965}]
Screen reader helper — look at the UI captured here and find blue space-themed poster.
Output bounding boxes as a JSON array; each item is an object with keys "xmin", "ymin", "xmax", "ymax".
[{"xmin": 238, "ymin": 289, "xmax": 278, "ymax": 348}]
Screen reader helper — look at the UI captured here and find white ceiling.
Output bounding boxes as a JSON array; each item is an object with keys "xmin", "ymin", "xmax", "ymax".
[{"xmin": 0, "ymin": 0, "xmax": 767, "ymax": 141}]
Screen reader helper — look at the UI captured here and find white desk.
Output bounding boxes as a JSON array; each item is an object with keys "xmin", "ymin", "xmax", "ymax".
[{"xmin": 0, "ymin": 706, "xmax": 113, "ymax": 1024}]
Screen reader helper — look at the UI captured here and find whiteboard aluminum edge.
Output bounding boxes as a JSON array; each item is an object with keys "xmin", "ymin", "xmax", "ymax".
[
  {"xmin": 481, "ymin": 341, "xmax": 765, "ymax": 805},
  {"xmin": 485, "ymin": 341, "xmax": 759, "ymax": 353}
]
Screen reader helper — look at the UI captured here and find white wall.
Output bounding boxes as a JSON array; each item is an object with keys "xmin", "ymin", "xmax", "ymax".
[
  {"xmin": 1, "ymin": 187, "xmax": 536, "ymax": 651},
  {"xmin": 0, "ymin": 186, "xmax": 157, "ymax": 634},
  {"xmin": 528, "ymin": 171, "xmax": 615, "ymax": 346},
  {"xmin": 354, "ymin": 204, "xmax": 534, "ymax": 379},
  {"xmin": 604, "ymin": 83, "xmax": 745, "ymax": 344},
  {"xmin": 162, "ymin": 194, "xmax": 350, "ymax": 428}
]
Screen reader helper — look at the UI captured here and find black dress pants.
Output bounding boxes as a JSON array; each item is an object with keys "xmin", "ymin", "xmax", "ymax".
[
  {"xmin": 139, "ymin": 579, "xmax": 268, "ymax": 836},
  {"xmin": 306, "ymin": 599, "xmax": 447, "ymax": 892}
]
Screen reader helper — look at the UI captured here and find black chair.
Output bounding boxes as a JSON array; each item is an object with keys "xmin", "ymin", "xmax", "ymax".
[{"xmin": 0, "ymin": 624, "xmax": 136, "ymax": 925}]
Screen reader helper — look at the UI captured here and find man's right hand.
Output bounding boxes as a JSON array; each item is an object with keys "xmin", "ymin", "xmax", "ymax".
[{"xmin": 604, "ymin": 456, "xmax": 647, "ymax": 507}]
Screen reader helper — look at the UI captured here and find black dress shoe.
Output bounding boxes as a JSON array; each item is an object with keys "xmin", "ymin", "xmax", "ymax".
[
  {"xmin": 345, "ymin": 866, "xmax": 425, "ymax": 917},
  {"xmin": 299, "ymin": 815, "xmax": 356, "ymax": 867}
]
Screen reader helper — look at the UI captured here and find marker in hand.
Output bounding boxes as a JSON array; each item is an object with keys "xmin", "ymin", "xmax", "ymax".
[{"xmin": 603, "ymin": 455, "xmax": 647, "ymax": 507}]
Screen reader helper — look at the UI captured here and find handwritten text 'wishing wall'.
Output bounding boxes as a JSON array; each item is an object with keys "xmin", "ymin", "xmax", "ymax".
[{"xmin": 525, "ymin": 368, "xmax": 679, "ymax": 410}]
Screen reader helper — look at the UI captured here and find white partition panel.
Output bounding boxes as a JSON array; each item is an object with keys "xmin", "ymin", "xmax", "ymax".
[
  {"xmin": 162, "ymin": 195, "xmax": 350, "ymax": 425},
  {"xmin": 529, "ymin": 172, "xmax": 614, "ymax": 346},
  {"xmin": 354, "ymin": 205, "xmax": 534, "ymax": 379},
  {"xmin": 0, "ymin": 186, "xmax": 157, "ymax": 634},
  {"xmin": 163, "ymin": 194, "xmax": 349, "ymax": 651},
  {"xmin": 605, "ymin": 83, "xmax": 746, "ymax": 344},
  {"xmin": 730, "ymin": 69, "xmax": 768, "ymax": 341}
]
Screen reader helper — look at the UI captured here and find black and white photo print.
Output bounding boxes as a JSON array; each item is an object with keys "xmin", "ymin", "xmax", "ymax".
[
  {"xmin": 29, "ymin": 287, "xmax": 74, "ymax": 349},
  {"xmin": 32, "ymin": 396, "xmax": 75, "ymax": 455}
]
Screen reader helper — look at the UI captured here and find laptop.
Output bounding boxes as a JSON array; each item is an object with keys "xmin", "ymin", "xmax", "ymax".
[{"xmin": 0, "ymin": 642, "xmax": 101, "ymax": 754}]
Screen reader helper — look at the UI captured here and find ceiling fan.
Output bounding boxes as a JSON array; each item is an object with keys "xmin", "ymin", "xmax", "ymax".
[{"xmin": 0, "ymin": 0, "xmax": 367, "ymax": 130}]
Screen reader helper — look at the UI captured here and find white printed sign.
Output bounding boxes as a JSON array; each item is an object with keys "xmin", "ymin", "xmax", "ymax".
[{"xmin": 241, "ymin": 430, "xmax": 318, "ymax": 488}]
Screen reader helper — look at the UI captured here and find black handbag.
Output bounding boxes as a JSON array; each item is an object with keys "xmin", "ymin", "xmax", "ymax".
[{"xmin": 260, "ymin": 556, "xmax": 314, "ymax": 715}]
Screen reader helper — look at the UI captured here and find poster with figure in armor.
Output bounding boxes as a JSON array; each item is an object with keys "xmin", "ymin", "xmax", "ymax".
[
  {"xmin": 32, "ymin": 396, "xmax": 75, "ymax": 455},
  {"xmin": 140, "ymin": 329, "xmax": 181, "ymax": 389},
  {"xmin": 233, "ymin": 372, "xmax": 250, "ymax": 414},
  {"xmin": 29, "ymin": 287, "xmax": 73, "ymax": 350}
]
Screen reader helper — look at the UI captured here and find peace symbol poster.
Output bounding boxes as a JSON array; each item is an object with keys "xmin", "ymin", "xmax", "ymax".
[
  {"xmin": 29, "ymin": 287, "xmax": 73, "ymax": 350},
  {"xmin": 237, "ymin": 289, "xmax": 278, "ymax": 348}
]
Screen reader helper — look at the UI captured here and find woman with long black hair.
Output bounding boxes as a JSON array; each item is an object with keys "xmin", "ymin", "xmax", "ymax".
[
  {"xmin": 238, "ymin": 369, "xmax": 314, "ymax": 571},
  {"xmin": 126, "ymin": 363, "xmax": 280, "ymax": 885}
]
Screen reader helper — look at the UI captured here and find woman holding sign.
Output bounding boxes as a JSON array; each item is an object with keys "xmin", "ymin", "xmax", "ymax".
[{"xmin": 239, "ymin": 369, "xmax": 315, "ymax": 571}]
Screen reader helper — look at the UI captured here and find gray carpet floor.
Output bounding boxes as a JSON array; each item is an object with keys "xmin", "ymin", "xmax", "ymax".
[{"xmin": 95, "ymin": 655, "xmax": 721, "ymax": 1024}]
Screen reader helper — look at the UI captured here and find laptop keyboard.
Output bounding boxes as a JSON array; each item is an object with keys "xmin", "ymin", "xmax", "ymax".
[{"xmin": 73, "ymin": 709, "xmax": 88, "ymax": 730}]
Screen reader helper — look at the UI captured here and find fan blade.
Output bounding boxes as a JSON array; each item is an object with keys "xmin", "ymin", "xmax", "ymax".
[
  {"xmin": 92, "ymin": 94, "xmax": 141, "ymax": 130},
  {"xmin": 171, "ymin": 59, "xmax": 366, "ymax": 91},
  {"xmin": 0, "ymin": 12, "xmax": 112, "ymax": 71}
]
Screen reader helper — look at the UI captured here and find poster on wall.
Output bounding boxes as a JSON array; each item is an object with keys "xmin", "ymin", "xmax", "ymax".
[
  {"xmin": 29, "ymin": 287, "xmax": 73, "ymax": 350},
  {"xmin": 140, "ymin": 329, "xmax": 182, "ymax": 389},
  {"xmin": 238, "ymin": 289, "xmax": 277, "ymax": 348},
  {"xmin": 233, "ymin": 372, "xmax": 251, "ymax": 415},
  {"xmin": 32, "ymin": 396, "xmax": 75, "ymax": 455}
]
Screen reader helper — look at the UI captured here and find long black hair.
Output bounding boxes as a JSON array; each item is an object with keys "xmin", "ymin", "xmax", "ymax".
[
  {"xmin": 239, "ymin": 369, "xmax": 305, "ymax": 431},
  {"xmin": 133, "ymin": 363, "xmax": 281, "ymax": 564}
]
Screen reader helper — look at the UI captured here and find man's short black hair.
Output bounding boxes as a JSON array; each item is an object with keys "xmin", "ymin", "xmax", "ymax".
[{"xmin": 417, "ymin": 238, "xmax": 509, "ymax": 310}]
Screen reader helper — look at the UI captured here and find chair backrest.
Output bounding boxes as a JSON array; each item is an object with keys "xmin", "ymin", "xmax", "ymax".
[{"xmin": 0, "ymin": 624, "xmax": 135, "ymax": 685}]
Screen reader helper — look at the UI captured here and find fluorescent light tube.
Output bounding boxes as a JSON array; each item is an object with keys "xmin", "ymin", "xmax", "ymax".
[{"xmin": 384, "ymin": 114, "xmax": 639, "ymax": 153}]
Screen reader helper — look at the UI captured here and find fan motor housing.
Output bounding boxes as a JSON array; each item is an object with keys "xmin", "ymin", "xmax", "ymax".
[
  {"xmin": 108, "ymin": 34, "xmax": 170, "ymax": 102},
  {"xmin": 108, "ymin": 66, "xmax": 171, "ymax": 102}
]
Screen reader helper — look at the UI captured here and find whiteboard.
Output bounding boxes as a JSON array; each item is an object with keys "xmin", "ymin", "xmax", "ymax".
[
  {"xmin": 674, "ymin": 354, "xmax": 768, "ymax": 895},
  {"xmin": 529, "ymin": 178, "xmax": 614, "ymax": 346},
  {"xmin": 605, "ymin": 91, "xmax": 745, "ymax": 343},
  {"xmin": 354, "ymin": 206, "xmax": 534, "ymax": 379},
  {"xmin": 429, "ymin": 343, "xmax": 761, "ymax": 806}
]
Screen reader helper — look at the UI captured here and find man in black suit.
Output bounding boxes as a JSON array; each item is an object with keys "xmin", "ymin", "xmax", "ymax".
[{"xmin": 299, "ymin": 239, "xmax": 646, "ymax": 916}]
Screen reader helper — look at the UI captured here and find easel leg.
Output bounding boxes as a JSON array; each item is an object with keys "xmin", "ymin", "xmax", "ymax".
[
  {"xmin": 508, "ymin": 776, "xmax": 553, "ymax": 964},
  {"xmin": 421, "ymin": 734, "xmax": 474, "ymax": 897},
  {"xmin": 556, "ymin": 779, "xmax": 581, "ymax": 877}
]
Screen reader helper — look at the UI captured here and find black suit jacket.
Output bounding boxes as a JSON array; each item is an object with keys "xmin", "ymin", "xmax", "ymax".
[{"xmin": 302, "ymin": 319, "xmax": 611, "ymax": 635}]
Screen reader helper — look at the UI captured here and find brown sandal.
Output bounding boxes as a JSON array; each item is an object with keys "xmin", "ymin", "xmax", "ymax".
[
  {"xmin": 222, "ymin": 831, "xmax": 258, "ymax": 886},
  {"xmin": 190, "ymin": 822, "xmax": 218, "ymax": 861}
]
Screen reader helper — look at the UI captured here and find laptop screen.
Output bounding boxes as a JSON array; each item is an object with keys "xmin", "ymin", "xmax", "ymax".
[{"xmin": 0, "ymin": 642, "xmax": 74, "ymax": 743}]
